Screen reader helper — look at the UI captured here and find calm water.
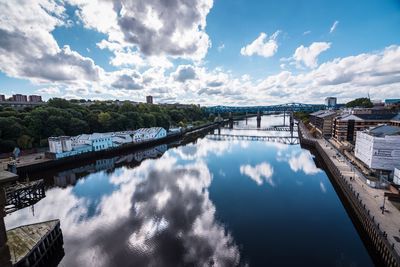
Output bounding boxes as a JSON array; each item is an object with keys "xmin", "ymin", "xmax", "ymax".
[{"xmin": 5, "ymin": 115, "xmax": 374, "ymax": 266}]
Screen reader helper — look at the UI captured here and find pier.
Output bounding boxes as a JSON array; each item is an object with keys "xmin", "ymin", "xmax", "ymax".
[
  {"xmin": 7, "ymin": 220, "xmax": 64, "ymax": 267},
  {"xmin": 299, "ymin": 122, "xmax": 400, "ymax": 267}
]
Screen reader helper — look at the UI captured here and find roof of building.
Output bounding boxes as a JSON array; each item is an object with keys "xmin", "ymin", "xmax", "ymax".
[
  {"xmin": 310, "ymin": 110, "xmax": 337, "ymax": 118},
  {"xmin": 337, "ymin": 113, "xmax": 397, "ymax": 121},
  {"xmin": 391, "ymin": 113, "xmax": 400, "ymax": 122},
  {"xmin": 368, "ymin": 125, "xmax": 400, "ymax": 137},
  {"xmin": 385, "ymin": 99, "xmax": 400, "ymax": 104}
]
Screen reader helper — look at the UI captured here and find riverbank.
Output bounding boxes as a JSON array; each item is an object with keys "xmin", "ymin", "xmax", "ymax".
[
  {"xmin": 9, "ymin": 122, "xmax": 220, "ymax": 175},
  {"xmin": 298, "ymin": 122, "xmax": 400, "ymax": 267}
]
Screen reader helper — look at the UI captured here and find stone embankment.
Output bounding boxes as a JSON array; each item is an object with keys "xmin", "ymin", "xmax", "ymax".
[{"xmin": 298, "ymin": 122, "xmax": 400, "ymax": 267}]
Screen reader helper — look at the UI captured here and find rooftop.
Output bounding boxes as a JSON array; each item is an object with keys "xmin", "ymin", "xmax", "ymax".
[{"xmin": 367, "ymin": 125, "xmax": 400, "ymax": 137}]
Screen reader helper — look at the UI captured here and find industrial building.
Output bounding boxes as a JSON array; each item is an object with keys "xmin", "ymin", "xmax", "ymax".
[
  {"xmin": 354, "ymin": 125, "xmax": 400, "ymax": 172},
  {"xmin": 332, "ymin": 113, "xmax": 398, "ymax": 143},
  {"xmin": 47, "ymin": 127, "xmax": 167, "ymax": 159},
  {"xmin": 309, "ymin": 110, "xmax": 337, "ymax": 137}
]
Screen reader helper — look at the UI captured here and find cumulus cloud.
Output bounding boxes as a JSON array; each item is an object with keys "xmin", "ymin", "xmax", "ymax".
[
  {"xmin": 111, "ymin": 74, "xmax": 143, "ymax": 90},
  {"xmin": 288, "ymin": 151, "xmax": 320, "ymax": 175},
  {"xmin": 240, "ymin": 162, "xmax": 274, "ymax": 186},
  {"xmin": 330, "ymin": 20, "xmax": 339, "ymax": 33},
  {"xmin": 0, "ymin": 1, "xmax": 102, "ymax": 83},
  {"xmin": 293, "ymin": 42, "xmax": 331, "ymax": 68},
  {"xmin": 240, "ymin": 31, "xmax": 280, "ymax": 58},
  {"xmin": 71, "ymin": 0, "xmax": 213, "ymax": 61},
  {"xmin": 173, "ymin": 65, "xmax": 198, "ymax": 82}
]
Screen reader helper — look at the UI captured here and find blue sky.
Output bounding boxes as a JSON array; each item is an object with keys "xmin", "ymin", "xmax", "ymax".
[{"xmin": 0, "ymin": 0, "xmax": 400, "ymax": 105}]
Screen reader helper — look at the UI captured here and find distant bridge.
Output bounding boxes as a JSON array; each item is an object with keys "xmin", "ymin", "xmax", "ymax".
[
  {"xmin": 206, "ymin": 134, "xmax": 299, "ymax": 145},
  {"xmin": 224, "ymin": 126, "xmax": 298, "ymax": 132},
  {"xmin": 205, "ymin": 103, "xmax": 325, "ymax": 113}
]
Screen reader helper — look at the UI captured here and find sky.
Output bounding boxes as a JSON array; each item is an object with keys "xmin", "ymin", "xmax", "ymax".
[{"xmin": 0, "ymin": 0, "xmax": 400, "ymax": 106}]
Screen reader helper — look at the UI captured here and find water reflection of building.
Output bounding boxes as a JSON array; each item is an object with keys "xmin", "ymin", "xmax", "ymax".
[{"xmin": 53, "ymin": 145, "xmax": 168, "ymax": 188}]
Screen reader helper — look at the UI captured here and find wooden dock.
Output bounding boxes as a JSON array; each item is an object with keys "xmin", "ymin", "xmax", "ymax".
[
  {"xmin": 0, "ymin": 171, "xmax": 18, "ymax": 185},
  {"xmin": 7, "ymin": 219, "xmax": 64, "ymax": 267}
]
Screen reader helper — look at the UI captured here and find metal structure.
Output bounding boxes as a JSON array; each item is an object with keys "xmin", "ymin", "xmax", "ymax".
[
  {"xmin": 224, "ymin": 126, "xmax": 298, "ymax": 132},
  {"xmin": 205, "ymin": 103, "xmax": 326, "ymax": 113},
  {"xmin": 5, "ymin": 180, "xmax": 45, "ymax": 214},
  {"xmin": 207, "ymin": 134, "xmax": 299, "ymax": 145}
]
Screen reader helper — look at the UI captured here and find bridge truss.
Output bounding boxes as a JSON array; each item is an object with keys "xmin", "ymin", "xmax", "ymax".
[
  {"xmin": 206, "ymin": 134, "xmax": 299, "ymax": 145},
  {"xmin": 205, "ymin": 103, "xmax": 326, "ymax": 113}
]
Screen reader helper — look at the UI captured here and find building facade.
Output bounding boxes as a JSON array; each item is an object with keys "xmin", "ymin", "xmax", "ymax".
[
  {"xmin": 325, "ymin": 97, "xmax": 337, "ymax": 107},
  {"xmin": 332, "ymin": 113, "xmax": 398, "ymax": 142},
  {"xmin": 0, "ymin": 95, "xmax": 5, "ymax": 101},
  {"xmin": 28, "ymin": 95, "xmax": 42, "ymax": 102},
  {"xmin": 12, "ymin": 94, "xmax": 27, "ymax": 102},
  {"xmin": 394, "ymin": 168, "xmax": 400, "ymax": 185},
  {"xmin": 133, "ymin": 127, "xmax": 167, "ymax": 143},
  {"xmin": 354, "ymin": 125, "xmax": 400, "ymax": 171},
  {"xmin": 309, "ymin": 110, "xmax": 337, "ymax": 137},
  {"xmin": 146, "ymin": 95, "xmax": 153, "ymax": 104}
]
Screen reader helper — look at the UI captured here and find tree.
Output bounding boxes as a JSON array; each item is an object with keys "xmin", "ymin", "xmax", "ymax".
[
  {"xmin": 98, "ymin": 112, "xmax": 112, "ymax": 129},
  {"xmin": 346, "ymin": 98, "xmax": 373, "ymax": 108},
  {"xmin": 17, "ymin": 135, "xmax": 33, "ymax": 149}
]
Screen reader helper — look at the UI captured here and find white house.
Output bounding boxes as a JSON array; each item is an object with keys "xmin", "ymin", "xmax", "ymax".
[
  {"xmin": 394, "ymin": 168, "xmax": 400, "ymax": 185},
  {"xmin": 133, "ymin": 127, "xmax": 167, "ymax": 143},
  {"xmin": 48, "ymin": 136, "xmax": 72, "ymax": 153},
  {"xmin": 72, "ymin": 133, "xmax": 113, "ymax": 151},
  {"xmin": 355, "ymin": 125, "xmax": 400, "ymax": 171},
  {"xmin": 110, "ymin": 133, "xmax": 133, "ymax": 146}
]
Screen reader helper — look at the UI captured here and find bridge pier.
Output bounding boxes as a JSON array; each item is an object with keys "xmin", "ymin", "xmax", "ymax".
[
  {"xmin": 246, "ymin": 112, "xmax": 248, "ymax": 125},
  {"xmin": 257, "ymin": 111, "xmax": 261, "ymax": 128},
  {"xmin": 228, "ymin": 112, "xmax": 234, "ymax": 129},
  {"xmin": 283, "ymin": 110, "xmax": 286, "ymax": 126}
]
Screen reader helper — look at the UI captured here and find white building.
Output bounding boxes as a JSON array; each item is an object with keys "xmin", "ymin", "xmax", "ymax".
[
  {"xmin": 394, "ymin": 168, "xmax": 400, "ymax": 185},
  {"xmin": 325, "ymin": 97, "xmax": 337, "ymax": 107},
  {"xmin": 110, "ymin": 133, "xmax": 133, "ymax": 146},
  {"xmin": 48, "ymin": 136, "xmax": 72, "ymax": 153},
  {"xmin": 133, "ymin": 127, "xmax": 167, "ymax": 143},
  {"xmin": 355, "ymin": 125, "xmax": 400, "ymax": 171},
  {"xmin": 72, "ymin": 133, "xmax": 113, "ymax": 151}
]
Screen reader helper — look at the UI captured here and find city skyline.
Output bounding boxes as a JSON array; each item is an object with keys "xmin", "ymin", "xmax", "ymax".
[{"xmin": 0, "ymin": 0, "xmax": 400, "ymax": 105}]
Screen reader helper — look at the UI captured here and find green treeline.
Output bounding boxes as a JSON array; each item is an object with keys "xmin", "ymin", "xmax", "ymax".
[
  {"xmin": 0, "ymin": 98, "xmax": 212, "ymax": 153},
  {"xmin": 345, "ymin": 97, "xmax": 373, "ymax": 108}
]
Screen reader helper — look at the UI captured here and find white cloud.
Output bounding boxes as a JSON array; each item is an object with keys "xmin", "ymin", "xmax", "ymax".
[
  {"xmin": 293, "ymin": 42, "xmax": 331, "ymax": 68},
  {"xmin": 240, "ymin": 31, "xmax": 280, "ymax": 58},
  {"xmin": 240, "ymin": 162, "xmax": 274, "ymax": 186},
  {"xmin": 303, "ymin": 30, "xmax": 311, "ymax": 35},
  {"xmin": 71, "ymin": 0, "xmax": 214, "ymax": 61},
  {"xmin": 288, "ymin": 151, "xmax": 320, "ymax": 175},
  {"xmin": 330, "ymin": 20, "xmax": 339, "ymax": 33},
  {"xmin": 217, "ymin": 43, "xmax": 225, "ymax": 52},
  {"xmin": 0, "ymin": 1, "xmax": 102, "ymax": 83}
]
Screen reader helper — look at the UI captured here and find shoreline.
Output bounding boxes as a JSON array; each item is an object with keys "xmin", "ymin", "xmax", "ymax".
[
  {"xmin": 12, "ymin": 122, "xmax": 220, "ymax": 175},
  {"xmin": 298, "ymin": 122, "xmax": 400, "ymax": 267}
]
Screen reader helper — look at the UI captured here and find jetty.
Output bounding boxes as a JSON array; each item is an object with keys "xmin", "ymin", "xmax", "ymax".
[
  {"xmin": 299, "ymin": 122, "xmax": 400, "ymax": 267},
  {"xmin": 7, "ymin": 220, "xmax": 64, "ymax": 267}
]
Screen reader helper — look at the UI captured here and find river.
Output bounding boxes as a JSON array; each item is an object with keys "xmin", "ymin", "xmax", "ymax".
[{"xmin": 5, "ymin": 115, "xmax": 374, "ymax": 266}]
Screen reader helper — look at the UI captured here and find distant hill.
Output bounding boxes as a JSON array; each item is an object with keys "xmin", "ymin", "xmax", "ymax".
[{"xmin": 345, "ymin": 98, "xmax": 373, "ymax": 108}]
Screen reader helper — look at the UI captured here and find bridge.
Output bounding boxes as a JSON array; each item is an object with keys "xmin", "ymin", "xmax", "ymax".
[
  {"xmin": 224, "ymin": 126, "xmax": 298, "ymax": 132},
  {"xmin": 206, "ymin": 134, "xmax": 299, "ymax": 145},
  {"xmin": 205, "ymin": 103, "xmax": 326, "ymax": 113}
]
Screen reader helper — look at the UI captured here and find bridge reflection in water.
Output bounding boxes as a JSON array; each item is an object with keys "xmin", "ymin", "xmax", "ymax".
[{"xmin": 206, "ymin": 134, "xmax": 299, "ymax": 145}]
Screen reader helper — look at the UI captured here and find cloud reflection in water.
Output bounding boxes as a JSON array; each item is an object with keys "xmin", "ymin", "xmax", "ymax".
[{"xmin": 6, "ymin": 154, "xmax": 241, "ymax": 266}]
